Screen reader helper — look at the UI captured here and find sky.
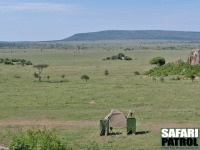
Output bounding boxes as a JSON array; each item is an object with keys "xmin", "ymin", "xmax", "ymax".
[{"xmin": 0, "ymin": 0, "xmax": 200, "ymax": 41}]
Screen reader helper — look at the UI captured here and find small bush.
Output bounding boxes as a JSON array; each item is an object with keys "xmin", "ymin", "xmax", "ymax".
[
  {"xmin": 0, "ymin": 58, "xmax": 32, "ymax": 65},
  {"xmin": 81, "ymin": 75, "xmax": 90, "ymax": 82},
  {"xmin": 14, "ymin": 75, "xmax": 21, "ymax": 78},
  {"xmin": 4, "ymin": 58, "xmax": 13, "ymax": 65},
  {"xmin": 185, "ymin": 72, "xmax": 196, "ymax": 82},
  {"xmin": 149, "ymin": 57, "xmax": 166, "ymax": 66},
  {"xmin": 134, "ymin": 71, "xmax": 140, "ymax": 75},
  {"xmin": 160, "ymin": 76, "xmax": 164, "ymax": 82},
  {"xmin": 104, "ymin": 70, "xmax": 109, "ymax": 76},
  {"xmin": 0, "ymin": 58, "xmax": 4, "ymax": 63},
  {"xmin": 124, "ymin": 56, "xmax": 132, "ymax": 60},
  {"xmin": 146, "ymin": 62, "xmax": 200, "ymax": 77},
  {"xmin": 106, "ymin": 57, "xmax": 110, "ymax": 60},
  {"xmin": 25, "ymin": 61, "xmax": 33, "ymax": 65},
  {"xmin": 9, "ymin": 128, "xmax": 71, "ymax": 150},
  {"xmin": 111, "ymin": 55, "xmax": 118, "ymax": 60}
]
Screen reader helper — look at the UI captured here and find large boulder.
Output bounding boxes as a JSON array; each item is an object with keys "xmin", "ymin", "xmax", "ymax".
[{"xmin": 187, "ymin": 50, "xmax": 200, "ymax": 65}]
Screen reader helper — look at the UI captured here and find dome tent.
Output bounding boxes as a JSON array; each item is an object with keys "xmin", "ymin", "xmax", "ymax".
[
  {"xmin": 104, "ymin": 109, "xmax": 127, "ymax": 128},
  {"xmin": 100, "ymin": 109, "xmax": 136, "ymax": 136}
]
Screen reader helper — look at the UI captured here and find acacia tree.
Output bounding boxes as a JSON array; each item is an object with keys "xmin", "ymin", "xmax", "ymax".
[
  {"xmin": 33, "ymin": 64, "xmax": 49, "ymax": 81},
  {"xmin": 81, "ymin": 75, "xmax": 89, "ymax": 82}
]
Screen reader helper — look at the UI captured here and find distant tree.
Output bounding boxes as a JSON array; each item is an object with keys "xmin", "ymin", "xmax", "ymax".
[
  {"xmin": 104, "ymin": 70, "xmax": 109, "ymax": 76},
  {"xmin": 134, "ymin": 71, "xmax": 140, "ymax": 75},
  {"xmin": 61, "ymin": 74, "xmax": 65, "ymax": 82},
  {"xmin": 33, "ymin": 64, "xmax": 49, "ymax": 81},
  {"xmin": 149, "ymin": 57, "xmax": 166, "ymax": 66},
  {"xmin": 47, "ymin": 75, "xmax": 50, "ymax": 80},
  {"xmin": 81, "ymin": 75, "xmax": 89, "ymax": 82},
  {"xmin": 106, "ymin": 57, "xmax": 110, "ymax": 60}
]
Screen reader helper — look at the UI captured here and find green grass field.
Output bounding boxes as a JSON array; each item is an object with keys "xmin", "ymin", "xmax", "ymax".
[{"xmin": 0, "ymin": 48, "xmax": 199, "ymax": 149}]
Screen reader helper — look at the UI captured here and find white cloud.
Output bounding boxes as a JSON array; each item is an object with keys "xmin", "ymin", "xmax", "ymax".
[{"xmin": 0, "ymin": 2, "xmax": 82, "ymax": 13}]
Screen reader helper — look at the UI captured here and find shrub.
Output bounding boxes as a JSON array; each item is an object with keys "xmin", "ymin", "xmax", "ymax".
[
  {"xmin": 124, "ymin": 56, "xmax": 132, "ymax": 60},
  {"xmin": 134, "ymin": 71, "xmax": 140, "ymax": 75},
  {"xmin": 11, "ymin": 58, "xmax": 20, "ymax": 62},
  {"xmin": 14, "ymin": 75, "xmax": 21, "ymax": 78},
  {"xmin": 0, "ymin": 58, "xmax": 32, "ymax": 65},
  {"xmin": 185, "ymin": 72, "xmax": 196, "ymax": 82},
  {"xmin": 25, "ymin": 61, "xmax": 33, "ymax": 65},
  {"xmin": 149, "ymin": 57, "xmax": 166, "ymax": 66},
  {"xmin": 171, "ymin": 76, "xmax": 181, "ymax": 80},
  {"xmin": 0, "ymin": 58, "xmax": 4, "ymax": 63},
  {"xmin": 9, "ymin": 128, "xmax": 71, "ymax": 150},
  {"xmin": 61, "ymin": 74, "xmax": 66, "ymax": 82},
  {"xmin": 104, "ymin": 70, "xmax": 109, "ymax": 76},
  {"xmin": 146, "ymin": 62, "xmax": 200, "ymax": 77},
  {"xmin": 106, "ymin": 57, "xmax": 110, "ymax": 60},
  {"xmin": 160, "ymin": 76, "xmax": 164, "ymax": 82},
  {"xmin": 111, "ymin": 55, "xmax": 118, "ymax": 60},
  {"xmin": 81, "ymin": 75, "xmax": 90, "ymax": 82},
  {"xmin": 4, "ymin": 58, "xmax": 13, "ymax": 65}
]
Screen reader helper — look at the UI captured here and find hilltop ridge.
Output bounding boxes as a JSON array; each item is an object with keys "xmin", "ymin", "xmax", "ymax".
[{"xmin": 63, "ymin": 30, "xmax": 200, "ymax": 41}]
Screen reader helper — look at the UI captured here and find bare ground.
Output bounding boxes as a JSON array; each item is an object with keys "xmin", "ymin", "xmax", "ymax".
[
  {"xmin": 0, "ymin": 120, "xmax": 96, "ymax": 128},
  {"xmin": 0, "ymin": 120, "xmax": 198, "ymax": 131}
]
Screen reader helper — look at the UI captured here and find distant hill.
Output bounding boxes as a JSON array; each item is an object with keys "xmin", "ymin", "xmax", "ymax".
[{"xmin": 63, "ymin": 30, "xmax": 200, "ymax": 41}]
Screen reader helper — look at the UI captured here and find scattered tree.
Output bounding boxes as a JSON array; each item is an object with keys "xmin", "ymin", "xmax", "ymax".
[
  {"xmin": 33, "ymin": 64, "xmax": 49, "ymax": 81},
  {"xmin": 149, "ymin": 57, "xmax": 166, "ymax": 66},
  {"xmin": 81, "ymin": 75, "xmax": 90, "ymax": 82},
  {"xmin": 104, "ymin": 70, "xmax": 109, "ymax": 76},
  {"xmin": 47, "ymin": 75, "xmax": 50, "ymax": 80},
  {"xmin": 61, "ymin": 74, "xmax": 65, "ymax": 82}
]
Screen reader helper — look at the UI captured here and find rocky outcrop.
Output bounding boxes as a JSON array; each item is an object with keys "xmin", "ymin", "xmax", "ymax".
[{"xmin": 187, "ymin": 50, "xmax": 200, "ymax": 65}]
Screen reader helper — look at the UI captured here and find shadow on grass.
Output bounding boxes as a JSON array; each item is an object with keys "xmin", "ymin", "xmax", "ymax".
[
  {"xmin": 135, "ymin": 131, "xmax": 151, "ymax": 135},
  {"xmin": 34, "ymin": 80, "xmax": 70, "ymax": 83},
  {"xmin": 109, "ymin": 132, "xmax": 122, "ymax": 136}
]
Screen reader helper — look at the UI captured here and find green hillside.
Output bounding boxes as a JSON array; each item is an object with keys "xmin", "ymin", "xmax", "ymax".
[{"xmin": 63, "ymin": 30, "xmax": 200, "ymax": 41}]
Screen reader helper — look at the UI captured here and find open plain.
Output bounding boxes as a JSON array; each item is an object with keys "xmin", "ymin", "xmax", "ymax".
[{"xmin": 0, "ymin": 43, "xmax": 199, "ymax": 149}]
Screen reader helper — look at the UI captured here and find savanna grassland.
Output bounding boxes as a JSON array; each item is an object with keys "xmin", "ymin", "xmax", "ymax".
[{"xmin": 0, "ymin": 42, "xmax": 200, "ymax": 149}]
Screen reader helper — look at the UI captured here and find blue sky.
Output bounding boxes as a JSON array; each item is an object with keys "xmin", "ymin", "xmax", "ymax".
[{"xmin": 0, "ymin": 0, "xmax": 200, "ymax": 41}]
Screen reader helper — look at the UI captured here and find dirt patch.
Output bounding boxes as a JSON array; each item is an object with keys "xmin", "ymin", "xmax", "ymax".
[
  {"xmin": 88, "ymin": 100, "xmax": 96, "ymax": 104},
  {"xmin": 0, "ymin": 120, "xmax": 96, "ymax": 129}
]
